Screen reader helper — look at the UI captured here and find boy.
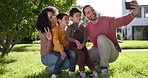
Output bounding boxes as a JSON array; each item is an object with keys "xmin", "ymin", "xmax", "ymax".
[
  {"xmin": 51, "ymin": 13, "xmax": 77, "ymax": 78},
  {"xmin": 66, "ymin": 8, "xmax": 98, "ymax": 78}
]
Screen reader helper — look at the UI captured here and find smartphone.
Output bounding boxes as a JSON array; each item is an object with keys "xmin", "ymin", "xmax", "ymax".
[{"xmin": 125, "ymin": 2, "xmax": 135, "ymax": 9}]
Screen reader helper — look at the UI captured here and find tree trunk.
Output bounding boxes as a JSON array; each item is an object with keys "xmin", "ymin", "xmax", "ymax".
[
  {"xmin": 1, "ymin": 50, "xmax": 9, "ymax": 57},
  {"xmin": 0, "ymin": 31, "xmax": 16, "ymax": 57}
]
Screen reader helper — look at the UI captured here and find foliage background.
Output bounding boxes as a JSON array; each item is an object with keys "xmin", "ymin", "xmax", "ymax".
[{"xmin": 0, "ymin": 0, "xmax": 76, "ymax": 56}]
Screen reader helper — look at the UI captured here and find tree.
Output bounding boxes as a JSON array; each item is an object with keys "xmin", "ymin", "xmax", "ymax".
[{"xmin": 0, "ymin": 0, "xmax": 76, "ymax": 57}]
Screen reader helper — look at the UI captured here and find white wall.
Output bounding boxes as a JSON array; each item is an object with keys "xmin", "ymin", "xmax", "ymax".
[{"xmin": 122, "ymin": 0, "xmax": 148, "ymax": 40}]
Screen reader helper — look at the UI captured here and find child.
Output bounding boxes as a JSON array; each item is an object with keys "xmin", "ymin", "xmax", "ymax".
[
  {"xmin": 66, "ymin": 8, "xmax": 98, "ymax": 78},
  {"xmin": 51, "ymin": 13, "xmax": 77, "ymax": 78}
]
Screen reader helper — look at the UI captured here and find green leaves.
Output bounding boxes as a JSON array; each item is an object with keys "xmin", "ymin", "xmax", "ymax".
[{"xmin": 0, "ymin": 0, "xmax": 76, "ymax": 56}]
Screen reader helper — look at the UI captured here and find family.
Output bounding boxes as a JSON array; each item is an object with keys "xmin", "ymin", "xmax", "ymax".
[{"xmin": 36, "ymin": 0, "xmax": 139, "ymax": 78}]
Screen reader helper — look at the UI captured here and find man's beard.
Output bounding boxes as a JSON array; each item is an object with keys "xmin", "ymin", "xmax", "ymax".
[
  {"xmin": 89, "ymin": 18, "xmax": 97, "ymax": 21},
  {"xmin": 88, "ymin": 14, "xmax": 97, "ymax": 21}
]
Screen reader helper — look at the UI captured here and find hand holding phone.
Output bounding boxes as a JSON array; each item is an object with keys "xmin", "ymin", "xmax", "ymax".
[{"xmin": 125, "ymin": 1, "xmax": 135, "ymax": 9}]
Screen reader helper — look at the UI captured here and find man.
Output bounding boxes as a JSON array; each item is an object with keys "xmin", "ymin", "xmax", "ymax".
[{"xmin": 83, "ymin": 0, "xmax": 139, "ymax": 76}]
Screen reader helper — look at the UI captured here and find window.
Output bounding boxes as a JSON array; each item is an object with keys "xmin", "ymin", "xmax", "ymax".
[
  {"xmin": 144, "ymin": 7, "xmax": 148, "ymax": 18},
  {"xmin": 132, "ymin": 26, "xmax": 148, "ymax": 40}
]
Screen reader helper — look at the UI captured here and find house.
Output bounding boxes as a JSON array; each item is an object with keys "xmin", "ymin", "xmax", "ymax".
[{"xmin": 122, "ymin": 0, "xmax": 148, "ymax": 40}]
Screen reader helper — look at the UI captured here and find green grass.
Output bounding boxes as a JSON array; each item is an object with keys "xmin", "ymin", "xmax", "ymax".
[
  {"xmin": 87, "ymin": 40, "xmax": 148, "ymax": 49},
  {"xmin": 0, "ymin": 51, "xmax": 148, "ymax": 78},
  {"xmin": 119, "ymin": 40, "xmax": 148, "ymax": 49},
  {"xmin": 1, "ymin": 40, "xmax": 147, "ymax": 78},
  {"xmin": 11, "ymin": 40, "xmax": 148, "ymax": 52},
  {"xmin": 109, "ymin": 51, "xmax": 148, "ymax": 78},
  {"xmin": 12, "ymin": 44, "xmax": 40, "ymax": 52}
]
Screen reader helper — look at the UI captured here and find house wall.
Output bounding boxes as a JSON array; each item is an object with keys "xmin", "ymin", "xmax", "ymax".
[{"xmin": 122, "ymin": 0, "xmax": 148, "ymax": 40}]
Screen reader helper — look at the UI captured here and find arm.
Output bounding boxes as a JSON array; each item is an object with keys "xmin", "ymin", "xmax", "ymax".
[
  {"xmin": 66, "ymin": 26, "xmax": 81, "ymax": 49},
  {"xmin": 110, "ymin": 14, "xmax": 134, "ymax": 28},
  {"xmin": 66, "ymin": 26, "xmax": 77, "ymax": 42},
  {"xmin": 130, "ymin": 0, "xmax": 139, "ymax": 17},
  {"xmin": 110, "ymin": 0, "xmax": 139, "ymax": 28},
  {"xmin": 40, "ymin": 33, "xmax": 53, "ymax": 54},
  {"xmin": 52, "ymin": 28, "xmax": 67, "ymax": 59},
  {"xmin": 60, "ymin": 50, "xmax": 67, "ymax": 60},
  {"xmin": 82, "ymin": 27, "xmax": 88, "ymax": 45},
  {"xmin": 52, "ymin": 28, "xmax": 64, "ymax": 52},
  {"xmin": 80, "ymin": 28, "xmax": 87, "ymax": 49}
]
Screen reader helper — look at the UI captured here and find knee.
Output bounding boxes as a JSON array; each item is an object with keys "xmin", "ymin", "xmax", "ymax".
[
  {"xmin": 97, "ymin": 35, "xmax": 107, "ymax": 41},
  {"xmin": 109, "ymin": 53, "xmax": 119, "ymax": 63},
  {"xmin": 97, "ymin": 35, "xmax": 108, "ymax": 44},
  {"xmin": 70, "ymin": 51, "xmax": 77, "ymax": 58},
  {"xmin": 109, "ymin": 59, "xmax": 117, "ymax": 63}
]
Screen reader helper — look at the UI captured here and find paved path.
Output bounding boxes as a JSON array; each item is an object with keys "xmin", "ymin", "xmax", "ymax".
[
  {"xmin": 122, "ymin": 49, "xmax": 148, "ymax": 51},
  {"xmin": 87, "ymin": 47, "xmax": 148, "ymax": 51}
]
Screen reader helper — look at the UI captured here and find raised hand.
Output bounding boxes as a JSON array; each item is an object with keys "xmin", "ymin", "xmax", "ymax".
[
  {"xmin": 131, "ymin": 0, "xmax": 140, "ymax": 16},
  {"xmin": 44, "ymin": 27, "xmax": 52, "ymax": 40}
]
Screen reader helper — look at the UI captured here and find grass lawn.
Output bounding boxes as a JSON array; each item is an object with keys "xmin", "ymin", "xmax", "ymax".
[
  {"xmin": 87, "ymin": 40, "xmax": 148, "ymax": 49},
  {"xmin": 0, "ymin": 51, "xmax": 148, "ymax": 78},
  {"xmin": 11, "ymin": 40, "xmax": 148, "ymax": 52},
  {"xmin": 119, "ymin": 40, "xmax": 148, "ymax": 49},
  {"xmin": 11, "ymin": 44, "xmax": 40, "ymax": 52}
]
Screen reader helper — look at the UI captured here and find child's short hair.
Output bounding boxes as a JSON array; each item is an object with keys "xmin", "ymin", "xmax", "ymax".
[
  {"xmin": 56, "ymin": 12, "xmax": 69, "ymax": 20},
  {"xmin": 70, "ymin": 8, "xmax": 81, "ymax": 17},
  {"xmin": 56, "ymin": 12, "xmax": 69, "ymax": 25}
]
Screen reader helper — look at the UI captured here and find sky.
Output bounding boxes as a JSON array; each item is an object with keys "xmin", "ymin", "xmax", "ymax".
[{"xmin": 76, "ymin": 0, "xmax": 147, "ymax": 17}]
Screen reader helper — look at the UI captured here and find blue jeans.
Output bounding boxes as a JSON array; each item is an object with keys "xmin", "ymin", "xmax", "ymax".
[
  {"xmin": 53, "ymin": 47, "xmax": 77, "ymax": 75},
  {"xmin": 41, "ymin": 54, "xmax": 70, "ymax": 72}
]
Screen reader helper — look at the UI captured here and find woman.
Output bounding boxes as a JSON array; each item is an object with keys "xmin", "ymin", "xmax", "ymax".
[{"xmin": 36, "ymin": 6, "xmax": 70, "ymax": 72}]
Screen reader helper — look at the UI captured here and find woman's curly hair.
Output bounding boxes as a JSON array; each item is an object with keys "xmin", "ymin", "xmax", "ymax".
[{"xmin": 36, "ymin": 6, "xmax": 58, "ymax": 33}]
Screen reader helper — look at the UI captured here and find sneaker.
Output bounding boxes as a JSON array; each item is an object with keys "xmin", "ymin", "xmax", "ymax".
[
  {"xmin": 90, "ymin": 72, "xmax": 98, "ymax": 78},
  {"xmin": 100, "ymin": 68, "xmax": 109, "ymax": 76},
  {"xmin": 51, "ymin": 74, "xmax": 57, "ymax": 78},
  {"xmin": 80, "ymin": 72, "xmax": 86, "ymax": 78},
  {"xmin": 69, "ymin": 71, "xmax": 75, "ymax": 77}
]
